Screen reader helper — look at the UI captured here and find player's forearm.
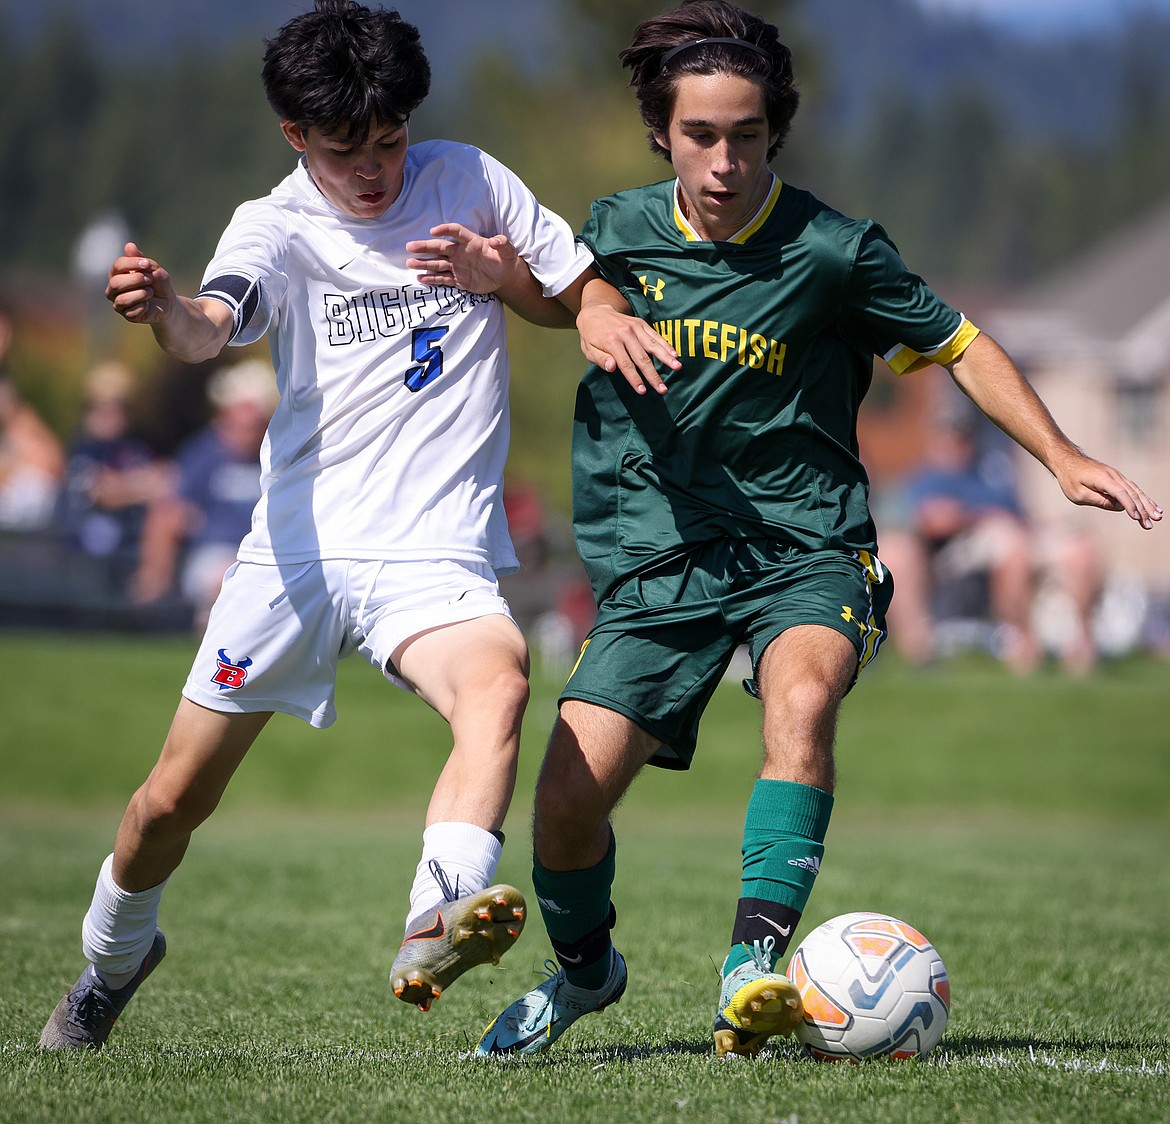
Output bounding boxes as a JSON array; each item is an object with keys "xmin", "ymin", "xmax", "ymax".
[
  {"xmin": 150, "ymin": 296, "xmax": 234, "ymax": 363},
  {"xmin": 947, "ymin": 332, "xmax": 1080, "ymax": 475},
  {"xmin": 496, "ymin": 266, "xmax": 576, "ymax": 328},
  {"xmin": 572, "ymin": 274, "xmax": 634, "ymax": 318}
]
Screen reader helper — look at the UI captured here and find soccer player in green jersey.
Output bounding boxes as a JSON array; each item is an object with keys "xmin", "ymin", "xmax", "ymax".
[{"xmin": 475, "ymin": 0, "xmax": 1163, "ymax": 1058}]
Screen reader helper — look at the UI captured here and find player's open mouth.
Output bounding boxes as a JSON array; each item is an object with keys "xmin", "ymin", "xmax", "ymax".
[
  {"xmin": 357, "ymin": 190, "xmax": 386, "ymax": 206},
  {"xmin": 707, "ymin": 190, "xmax": 736, "ymax": 205}
]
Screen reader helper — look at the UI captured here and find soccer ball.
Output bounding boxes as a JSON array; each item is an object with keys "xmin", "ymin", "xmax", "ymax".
[{"xmin": 785, "ymin": 912, "xmax": 950, "ymax": 1062}]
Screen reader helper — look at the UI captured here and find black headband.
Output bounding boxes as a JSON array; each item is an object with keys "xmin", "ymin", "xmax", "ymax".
[{"xmin": 659, "ymin": 36, "xmax": 770, "ymax": 71}]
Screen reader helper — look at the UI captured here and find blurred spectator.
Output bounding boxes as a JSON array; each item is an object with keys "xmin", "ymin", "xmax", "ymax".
[
  {"xmin": 556, "ymin": 573, "xmax": 597, "ymax": 649},
  {"xmin": 503, "ymin": 477, "xmax": 549, "ymax": 572},
  {"xmin": 879, "ymin": 409, "xmax": 1104, "ymax": 675},
  {"xmin": 532, "ymin": 571, "xmax": 598, "ymax": 675},
  {"xmin": 57, "ymin": 361, "xmax": 170, "ymax": 589},
  {"xmin": 131, "ymin": 359, "xmax": 278, "ymax": 629},
  {"xmin": 0, "ymin": 308, "xmax": 66, "ymax": 530}
]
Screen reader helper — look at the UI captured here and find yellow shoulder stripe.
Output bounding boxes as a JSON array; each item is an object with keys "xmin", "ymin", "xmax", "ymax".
[{"xmin": 886, "ymin": 318, "xmax": 981, "ymax": 375}]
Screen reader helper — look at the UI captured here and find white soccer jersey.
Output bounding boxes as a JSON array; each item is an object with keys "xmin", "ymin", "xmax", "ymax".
[{"xmin": 198, "ymin": 139, "xmax": 592, "ymax": 572}]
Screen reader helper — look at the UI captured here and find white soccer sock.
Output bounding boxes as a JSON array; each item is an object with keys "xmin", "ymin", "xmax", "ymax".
[
  {"xmin": 404, "ymin": 823, "xmax": 503, "ymax": 933},
  {"xmin": 81, "ymin": 853, "xmax": 168, "ymax": 988}
]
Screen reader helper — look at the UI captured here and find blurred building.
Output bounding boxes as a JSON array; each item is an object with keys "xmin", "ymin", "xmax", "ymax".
[
  {"xmin": 858, "ymin": 199, "xmax": 1170, "ymax": 659},
  {"xmin": 986, "ymin": 198, "xmax": 1170, "ymax": 603}
]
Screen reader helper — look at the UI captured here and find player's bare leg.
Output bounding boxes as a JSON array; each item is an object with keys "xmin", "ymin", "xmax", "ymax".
[
  {"xmin": 41, "ymin": 702, "xmax": 269, "ymax": 1050},
  {"xmin": 115, "ymin": 701, "xmax": 272, "ymax": 890},
  {"xmin": 398, "ymin": 613, "xmax": 530, "ymax": 832},
  {"xmin": 388, "ymin": 614, "xmax": 531, "ymax": 1009},
  {"xmin": 754, "ymin": 623, "xmax": 857, "ymax": 789},
  {"xmin": 534, "ymin": 701, "xmax": 660, "ymax": 871}
]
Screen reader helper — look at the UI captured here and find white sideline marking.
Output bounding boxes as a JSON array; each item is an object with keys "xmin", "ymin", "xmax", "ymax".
[
  {"xmin": 928, "ymin": 1046, "xmax": 1167, "ymax": 1077},
  {"xmin": 7, "ymin": 1042, "xmax": 1167, "ymax": 1077}
]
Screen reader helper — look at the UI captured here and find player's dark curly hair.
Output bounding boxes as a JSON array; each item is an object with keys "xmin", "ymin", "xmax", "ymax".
[
  {"xmin": 261, "ymin": 0, "xmax": 431, "ymax": 142},
  {"xmin": 620, "ymin": 0, "xmax": 799, "ymax": 162}
]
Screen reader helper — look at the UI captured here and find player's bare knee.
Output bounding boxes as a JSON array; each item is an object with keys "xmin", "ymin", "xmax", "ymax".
[
  {"xmin": 456, "ymin": 664, "xmax": 529, "ymax": 731},
  {"xmin": 132, "ymin": 781, "xmax": 217, "ymax": 839},
  {"xmin": 491, "ymin": 665, "xmax": 530, "ymax": 721},
  {"xmin": 765, "ymin": 675, "xmax": 842, "ymax": 731}
]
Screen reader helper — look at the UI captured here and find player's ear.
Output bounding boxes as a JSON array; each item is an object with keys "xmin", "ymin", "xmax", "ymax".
[
  {"xmin": 280, "ymin": 120, "xmax": 308, "ymax": 152},
  {"xmin": 652, "ymin": 129, "xmax": 671, "ymax": 154}
]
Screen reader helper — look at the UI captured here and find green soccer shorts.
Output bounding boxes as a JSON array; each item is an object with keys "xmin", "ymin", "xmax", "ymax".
[{"xmin": 560, "ymin": 540, "xmax": 892, "ymax": 770}]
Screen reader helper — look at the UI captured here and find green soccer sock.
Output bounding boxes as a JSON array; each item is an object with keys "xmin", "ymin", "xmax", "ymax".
[
  {"xmin": 531, "ymin": 832, "xmax": 616, "ymax": 990},
  {"xmin": 723, "ymin": 779, "xmax": 834, "ymax": 976}
]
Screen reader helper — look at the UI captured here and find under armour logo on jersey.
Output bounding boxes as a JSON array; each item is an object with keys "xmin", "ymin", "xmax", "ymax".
[
  {"xmin": 212, "ymin": 648, "xmax": 253, "ymax": 691},
  {"xmin": 638, "ymin": 275, "xmax": 667, "ymax": 301}
]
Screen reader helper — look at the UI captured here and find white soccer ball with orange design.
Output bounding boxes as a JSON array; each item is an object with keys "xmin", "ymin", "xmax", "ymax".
[{"xmin": 785, "ymin": 912, "xmax": 950, "ymax": 1061}]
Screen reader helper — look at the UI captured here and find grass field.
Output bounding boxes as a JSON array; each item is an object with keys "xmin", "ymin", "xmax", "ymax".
[{"xmin": 1, "ymin": 630, "xmax": 1168, "ymax": 1123}]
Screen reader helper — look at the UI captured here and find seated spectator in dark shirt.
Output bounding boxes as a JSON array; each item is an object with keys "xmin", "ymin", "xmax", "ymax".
[
  {"xmin": 131, "ymin": 359, "xmax": 277, "ymax": 628},
  {"xmin": 57, "ymin": 361, "xmax": 169, "ymax": 588},
  {"xmin": 881, "ymin": 410, "xmax": 1102, "ymax": 674}
]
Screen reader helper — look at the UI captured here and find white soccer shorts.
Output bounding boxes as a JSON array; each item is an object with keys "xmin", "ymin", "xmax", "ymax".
[{"xmin": 181, "ymin": 557, "xmax": 514, "ymax": 727}]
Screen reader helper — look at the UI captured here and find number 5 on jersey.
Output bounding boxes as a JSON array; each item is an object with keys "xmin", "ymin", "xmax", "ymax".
[{"xmin": 405, "ymin": 326, "xmax": 449, "ymax": 392}]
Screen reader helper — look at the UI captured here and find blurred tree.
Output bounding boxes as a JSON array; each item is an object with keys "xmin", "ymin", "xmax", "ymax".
[
  {"xmin": 4, "ymin": 2, "xmax": 1170, "ymax": 512},
  {"xmin": 0, "ymin": 20, "xmax": 104, "ymax": 271},
  {"xmin": 568, "ymin": 0, "xmax": 668, "ymax": 72},
  {"xmin": 77, "ymin": 46, "xmax": 292, "ymax": 291},
  {"xmin": 1112, "ymin": 34, "xmax": 1170, "ymax": 221}
]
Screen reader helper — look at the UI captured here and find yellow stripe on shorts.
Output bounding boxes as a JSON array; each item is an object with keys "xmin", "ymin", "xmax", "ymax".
[{"xmin": 853, "ymin": 550, "xmax": 886, "ymax": 669}]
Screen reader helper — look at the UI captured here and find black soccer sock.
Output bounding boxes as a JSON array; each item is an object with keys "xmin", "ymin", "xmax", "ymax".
[{"xmin": 730, "ymin": 896, "xmax": 803, "ymax": 960}]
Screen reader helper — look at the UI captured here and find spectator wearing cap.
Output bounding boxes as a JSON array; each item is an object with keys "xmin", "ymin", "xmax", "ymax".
[{"xmin": 131, "ymin": 359, "xmax": 278, "ymax": 628}]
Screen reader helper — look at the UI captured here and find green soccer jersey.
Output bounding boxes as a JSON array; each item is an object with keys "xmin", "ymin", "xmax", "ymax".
[{"xmin": 572, "ymin": 174, "xmax": 978, "ymax": 600}]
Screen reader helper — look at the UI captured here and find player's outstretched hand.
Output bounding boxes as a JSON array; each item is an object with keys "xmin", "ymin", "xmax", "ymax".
[
  {"xmin": 577, "ymin": 303, "xmax": 680, "ymax": 396},
  {"xmin": 406, "ymin": 223, "xmax": 521, "ymax": 294},
  {"xmin": 106, "ymin": 242, "xmax": 176, "ymax": 325},
  {"xmin": 1052, "ymin": 450, "xmax": 1163, "ymax": 530}
]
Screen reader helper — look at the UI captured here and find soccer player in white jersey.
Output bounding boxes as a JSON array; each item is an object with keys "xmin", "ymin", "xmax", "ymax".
[{"xmin": 39, "ymin": 0, "xmax": 672, "ymax": 1052}]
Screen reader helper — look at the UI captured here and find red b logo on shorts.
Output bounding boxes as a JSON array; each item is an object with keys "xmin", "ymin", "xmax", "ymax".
[{"xmin": 212, "ymin": 648, "xmax": 253, "ymax": 691}]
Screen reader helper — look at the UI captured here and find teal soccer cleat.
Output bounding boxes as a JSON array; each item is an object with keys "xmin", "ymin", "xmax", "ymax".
[
  {"xmin": 39, "ymin": 929, "xmax": 167, "ymax": 1052},
  {"xmin": 476, "ymin": 948, "xmax": 627, "ymax": 1056},
  {"xmin": 713, "ymin": 935, "xmax": 803, "ymax": 1057}
]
